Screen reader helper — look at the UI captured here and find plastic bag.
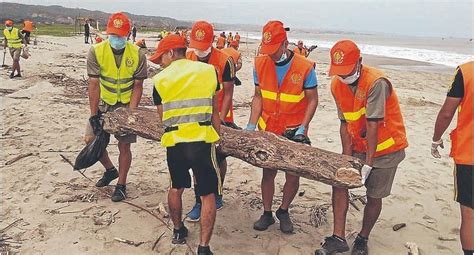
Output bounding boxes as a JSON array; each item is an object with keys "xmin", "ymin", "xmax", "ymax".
[
  {"xmin": 21, "ymin": 46, "xmax": 30, "ymax": 59},
  {"xmin": 73, "ymin": 131, "xmax": 110, "ymax": 170}
]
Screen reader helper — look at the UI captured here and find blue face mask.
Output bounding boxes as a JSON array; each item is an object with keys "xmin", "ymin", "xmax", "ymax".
[{"xmin": 109, "ymin": 35, "xmax": 126, "ymax": 50}]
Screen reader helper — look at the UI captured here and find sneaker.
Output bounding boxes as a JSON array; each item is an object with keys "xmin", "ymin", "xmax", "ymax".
[
  {"xmin": 253, "ymin": 214, "xmax": 275, "ymax": 231},
  {"xmin": 197, "ymin": 245, "xmax": 213, "ymax": 255},
  {"xmin": 216, "ymin": 195, "xmax": 223, "ymax": 211},
  {"xmin": 95, "ymin": 168, "xmax": 119, "ymax": 187},
  {"xmin": 314, "ymin": 235, "xmax": 350, "ymax": 255},
  {"xmin": 172, "ymin": 224, "xmax": 188, "ymax": 244},
  {"xmin": 9, "ymin": 72, "xmax": 15, "ymax": 79},
  {"xmin": 111, "ymin": 184, "xmax": 126, "ymax": 202},
  {"xmin": 13, "ymin": 74, "xmax": 22, "ymax": 78},
  {"xmin": 351, "ymin": 235, "xmax": 369, "ymax": 255},
  {"xmin": 186, "ymin": 203, "xmax": 201, "ymax": 222},
  {"xmin": 276, "ymin": 209, "xmax": 294, "ymax": 234}
]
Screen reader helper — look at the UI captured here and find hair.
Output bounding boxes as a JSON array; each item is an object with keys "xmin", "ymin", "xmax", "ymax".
[{"xmin": 172, "ymin": 47, "xmax": 187, "ymax": 57}]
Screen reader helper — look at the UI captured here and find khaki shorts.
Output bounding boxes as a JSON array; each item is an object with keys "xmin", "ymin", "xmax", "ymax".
[
  {"xmin": 84, "ymin": 102, "xmax": 137, "ymax": 144},
  {"xmin": 364, "ymin": 166, "xmax": 398, "ymax": 198},
  {"xmin": 9, "ymin": 48, "xmax": 21, "ymax": 61}
]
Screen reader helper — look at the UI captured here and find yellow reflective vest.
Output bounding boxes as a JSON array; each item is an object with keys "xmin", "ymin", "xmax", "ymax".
[
  {"xmin": 93, "ymin": 40, "xmax": 139, "ymax": 105},
  {"xmin": 3, "ymin": 28, "xmax": 22, "ymax": 49},
  {"xmin": 153, "ymin": 59, "xmax": 220, "ymax": 147}
]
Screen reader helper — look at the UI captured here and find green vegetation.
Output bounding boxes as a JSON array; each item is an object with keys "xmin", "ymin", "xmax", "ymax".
[{"xmin": 32, "ymin": 24, "xmax": 164, "ymax": 37}]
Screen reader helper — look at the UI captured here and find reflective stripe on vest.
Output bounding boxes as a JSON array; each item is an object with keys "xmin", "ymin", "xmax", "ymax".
[
  {"xmin": 94, "ymin": 40, "xmax": 139, "ymax": 105},
  {"xmin": 450, "ymin": 61, "xmax": 474, "ymax": 164},
  {"xmin": 331, "ymin": 65, "xmax": 408, "ymax": 157},
  {"xmin": 187, "ymin": 48, "xmax": 235, "ymax": 123},
  {"xmin": 255, "ymin": 53, "xmax": 314, "ymax": 135},
  {"xmin": 3, "ymin": 28, "xmax": 22, "ymax": 48},
  {"xmin": 153, "ymin": 59, "xmax": 220, "ymax": 147}
]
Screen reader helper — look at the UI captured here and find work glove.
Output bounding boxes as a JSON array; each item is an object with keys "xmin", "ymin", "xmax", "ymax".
[
  {"xmin": 221, "ymin": 121, "xmax": 242, "ymax": 130},
  {"xmin": 245, "ymin": 123, "xmax": 256, "ymax": 131},
  {"xmin": 361, "ymin": 164, "xmax": 373, "ymax": 184},
  {"xmin": 431, "ymin": 139, "xmax": 444, "ymax": 158},
  {"xmin": 291, "ymin": 134, "xmax": 311, "ymax": 145},
  {"xmin": 89, "ymin": 114, "xmax": 103, "ymax": 135}
]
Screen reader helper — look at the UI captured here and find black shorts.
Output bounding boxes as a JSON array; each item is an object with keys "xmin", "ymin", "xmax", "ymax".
[
  {"xmin": 166, "ymin": 142, "xmax": 222, "ymax": 196},
  {"xmin": 454, "ymin": 164, "xmax": 473, "ymax": 209}
]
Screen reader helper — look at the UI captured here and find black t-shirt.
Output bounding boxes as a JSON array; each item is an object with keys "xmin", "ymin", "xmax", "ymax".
[
  {"xmin": 200, "ymin": 57, "xmax": 235, "ymax": 82},
  {"xmin": 153, "ymin": 70, "xmax": 220, "ymax": 106},
  {"xmin": 447, "ymin": 68, "xmax": 464, "ymax": 98},
  {"xmin": 84, "ymin": 24, "xmax": 90, "ymax": 33}
]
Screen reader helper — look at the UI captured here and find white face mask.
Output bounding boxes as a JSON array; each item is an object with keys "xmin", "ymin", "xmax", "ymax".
[
  {"xmin": 194, "ymin": 47, "xmax": 211, "ymax": 58},
  {"xmin": 275, "ymin": 52, "xmax": 288, "ymax": 63},
  {"xmin": 338, "ymin": 64, "xmax": 361, "ymax": 84}
]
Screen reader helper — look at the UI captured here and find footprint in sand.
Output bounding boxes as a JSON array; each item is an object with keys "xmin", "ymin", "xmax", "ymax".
[{"xmin": 410, "ymin": 203, "xmax": 424, "ymax": 213}]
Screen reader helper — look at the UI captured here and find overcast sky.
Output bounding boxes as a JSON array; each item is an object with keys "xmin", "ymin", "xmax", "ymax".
[{"xmin": 2, "ymin": 0, "xmax": 473, "ymax": 38}]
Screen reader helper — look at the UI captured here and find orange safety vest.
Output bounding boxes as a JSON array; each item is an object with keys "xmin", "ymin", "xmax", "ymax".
[
  {"xmin": 216, "ymin": 37, "xmax": 225, "ymax": 49},
  {"xmin": 227, "ymin": 35, "xmax": 233, "ymax": 43},
  {"xmin": 187, "ymin": 48, "xmax": 234, "ymax": 122},
  {"xmin": 222, "ymin": 47, "xmax": 241, "ymax": 69},
  {"xmin": 255, "ymin": 54, "xmax": 314, "ymax": 135},
  {"xmin": 293, "ymin": 47, "xmax": 307, "ymax": 57},
  {"xmin": 235, "ymin": 34, "xmax": 240, "ymax": 42},
  {"xmin": 331, "ymin": 65, "xmax": 408, "ymax": 157},
  {"xmin": 450, "ymin": 61, "xmax": 474, "ymax": 165},
  {"xmin": 23, "ymin": 20, "xmax": 34, "ymax": 32}
]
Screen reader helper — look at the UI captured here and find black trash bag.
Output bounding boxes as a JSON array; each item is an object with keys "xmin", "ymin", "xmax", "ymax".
[{"xmin": 73, "ymin": 131, "xmax": 110, "ymax": 170}]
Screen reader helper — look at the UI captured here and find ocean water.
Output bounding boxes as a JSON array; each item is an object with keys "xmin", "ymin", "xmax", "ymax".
[{"xmin": 243, "ymin": 33, "xmax": 473, "ymax": 68}]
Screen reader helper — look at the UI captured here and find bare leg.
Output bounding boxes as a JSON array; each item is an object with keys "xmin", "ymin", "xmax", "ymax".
[
  {"xmin": 168, "ymin": 188, "xmax": 185, "ymax": 229},
  {"xmin": 199, "ymin": 193, "xmax": 216, "ymax": 246},
  {"xmin": 460, "ymin": 204, "xmax": 474, "ymax": 250},
  {"xmin": 359, "ymin": 196, "xmax": 382, "ymax": 238},
  {"xmin": 218, "ymin": 159, "xmax": 227, "ymax": 184},
  {"xmin": 262, "ymin": 168, "xmax": 277, "ymax": 211},
  {"xmin": 15, "ymin": 60, "xmax": 20, "ymax": 75},
  {"xmin": 117, "ymin": 141, "xmax": 132, "ymax": 185},
  {"xmin": 332, "ymin": 187, "xmax": 349, "ymax": 238},
  {"xmin": 280, "ymin": 174, "xmax": 299, "ymax": 210}
]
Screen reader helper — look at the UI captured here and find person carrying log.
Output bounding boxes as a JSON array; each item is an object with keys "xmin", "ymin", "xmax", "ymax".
[
  {"xmin": 85, "ymin": 12, "xmax": 146, "ymax": 202},
  {"xmin": 315, "ymin": 40, "xmax": 408, "ymax": 255},
  {"xmin": 431, "ymin": 61, "xmax": 473, "ymax": 255},
  {"xmin": 149, "ymin": 34, "xmax": 221, "ymax": 255},
  {"xmin": 246, "ymin": 20, "xmax": 319, "ymax": 234}
]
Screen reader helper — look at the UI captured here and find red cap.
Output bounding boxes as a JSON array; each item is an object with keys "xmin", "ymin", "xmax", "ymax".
[
  {"xmin": 189, "ymin": 20, "xmax": 214, "ymax": 50},
  {"xmin": 106, "ymin": 12, "xmax": 131, "ymax": 37},
  {"xmin": 329, "ymin": 40, "xmax": 361, "ymax": 76},
  {"xmin": 230, "ymin": 40, "xmax": 239, "ymax": 47},
  {"xmin": 260, "ymin": 20, "xmax": 287, "ymax": 55},
  {"xmin": 149, "ymin": 34, "xmax": 186, "ymax": 64},
  {"xmin": 5, "ymin": 20, "xmax": 13, "ymax": 26}
]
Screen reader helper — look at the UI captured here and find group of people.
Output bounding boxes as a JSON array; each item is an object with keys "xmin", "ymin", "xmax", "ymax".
[
  {"xmin": 82, "ymin": 12, "xmax": 472, "ymax": 255},
  {"xmin": 2, "ymin": 19, "xmax": 33, "ymax": 78},
  {"xmin": 216, "ymin": 31, "xmax": 241, "ymax": 49}
]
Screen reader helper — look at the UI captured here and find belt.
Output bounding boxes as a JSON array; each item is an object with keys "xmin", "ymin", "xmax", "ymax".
[{"xmin": 164, "ymin": 121, "xmax": 212, "ymax": 133}]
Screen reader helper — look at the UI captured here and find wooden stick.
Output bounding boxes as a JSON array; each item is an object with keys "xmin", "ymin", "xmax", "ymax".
[{"xmin": 5, "ymin": 153, "xmax": 35, "ymax": 165}]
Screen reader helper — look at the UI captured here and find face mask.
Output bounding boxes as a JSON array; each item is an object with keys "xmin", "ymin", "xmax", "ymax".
[
  {"xmin": 109, "ymin": 35, "xmax": 126, "ymax": 50},
  {"xmin": 194, "ymin": 47, "xmax": 211, "ymax": 58},
  {"xmin": 338, "ymin": 63, "xmax": 361, "ymax": 85},
  {"xmin": 275, "ymin": 52, "xmax": 288, "ymax": 63},
  {"xmin": 6, "ymin": 26, "xmax": 13, "ymax": 31}
]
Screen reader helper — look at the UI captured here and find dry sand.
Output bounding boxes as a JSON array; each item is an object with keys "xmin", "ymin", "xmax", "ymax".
[{"xmin": 0, "ymin": 34, "xmax": 463, "ymax": 254}]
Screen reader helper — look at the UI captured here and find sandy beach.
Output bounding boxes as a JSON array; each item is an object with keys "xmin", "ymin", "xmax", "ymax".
[{"xmin": 0, "ymin": 34, "xmax": 464, "ymax": 254}]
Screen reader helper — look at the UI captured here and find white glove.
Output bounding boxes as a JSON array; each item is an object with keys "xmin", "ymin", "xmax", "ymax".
[
  {"xmin": 361, "ymin": 165, "xmax": 373, "ymax": 184},
  {"xmin": 431, "ymin": 139, "xmax": 444, "ymax": 158}
]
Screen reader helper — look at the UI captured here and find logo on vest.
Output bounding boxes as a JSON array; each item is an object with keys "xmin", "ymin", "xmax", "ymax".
[
  {"xmin": 355, "ymin": 88, "xmax": 366, "ymax": 100},
  {"xmin": 290, "ymin": 72, "xmax": 302, "ymax": 84},
  {"xmin": 263, "ymin": 32, "xmax": 272, "ymax": 44},
  {"xmin": 195, "ymin": 29, "xmax": 206, "ymax": 41},
  {"xmin": 126, "ymin": 57, "xmax": 134, "ymax": 68},
  {"xmin": 113, "ymin": 19, "xmax": 123, "ymax": 29},
  {"xmin": 333, "ymin": 50, "xmax": 344, "ymax": 65}
]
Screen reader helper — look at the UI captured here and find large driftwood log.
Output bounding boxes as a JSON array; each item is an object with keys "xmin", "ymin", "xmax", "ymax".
[{"xmin": 103, "ymin": 108, "xmax": 364, "ymax": 189}]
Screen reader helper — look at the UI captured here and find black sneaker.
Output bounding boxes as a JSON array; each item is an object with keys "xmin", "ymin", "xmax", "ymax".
[
  {"xmin": 95, "ymin": 168, "xmax": 119, "ymax": 187},
  {"xmin": 276, "ymin": 208, "xmax": 294, "ymax": 234},
  {"xmin": 13, "ymin": 74, "xmax": 22, "ymax": 78},
  {"xmin": 314, "ymin": 235, "xmax": 350, "ymax": 254},
  {"xmin": 111, "ymin": 184, "xmax": 126, "ymax": 202},
  {"xmin": 197, "ymin": 245, "xmax": 213, "ymax": 255},
  {"xmin": 351, "ymin": 235, "xmax": 369, "ymax": 255},
  {"xmin": 9, "ymin": 72, "xmax": 15, "ymax": 79},
  {"xmin": 172, "ymin": 224, "xmax": 188, "ymax": 244},
  {"xmin": 253, "ymin": 214, "xmax": 275, "ymax": 231}
]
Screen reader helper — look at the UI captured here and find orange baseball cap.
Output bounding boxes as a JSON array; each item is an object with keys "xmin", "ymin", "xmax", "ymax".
[
  {"xmin": 329, "ymin": 40, "xmax": 361, "ymax": 76},
  {"xmin": 5, "ymin": 20, "xmax": 13, "ymax": 26},
  {"xmin": 149, "ymin": 34, "xmax": 186, "ymax": 64},
  {"xmin": 230, "ymin": 40, "xmax": 239, "ymax": 47},
  {"xmin": 106, "ymin": 12, "xmax": 131, "ymax": 37},
  {"xmin": 189, "ymin": 21, "xmax": 214, "ymax": 50},
  {"xmin": 260, "ymin": 21, "xmax": 288, "ymax": 55}
]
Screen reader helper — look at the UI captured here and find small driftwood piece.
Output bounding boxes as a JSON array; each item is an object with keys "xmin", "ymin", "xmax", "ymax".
[
  {"xmin": 114, "ymin": 237, "xmax": 144, "ymax": 247},
  {"xmin": 405, "ymin": 242, "xmax": 419, "ymax": 255},
  {"xmin": 103, "ymin": 108, "xmax": 364, "ymax": 189},
  {"xmin": 5, "ymin": 153, "xmax": 35, "ymax": 165}
]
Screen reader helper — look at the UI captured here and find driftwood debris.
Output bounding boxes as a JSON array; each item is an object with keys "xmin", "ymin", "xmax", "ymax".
[{"xmin": 103, "ymin": 108, "xmax": 364, "ymax": 189}]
